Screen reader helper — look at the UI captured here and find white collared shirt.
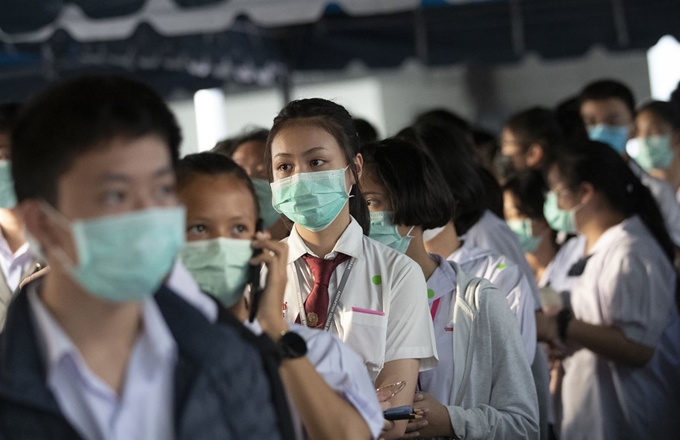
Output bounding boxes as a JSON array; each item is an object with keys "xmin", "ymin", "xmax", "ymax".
[
  {"xmin": 28, "ymin": 285, "xmax": 178, "ymax": 440},
  {"xmin": 448, "ymin": 243, "xmax": 537, "ymax": 363},
  {"xmin": 462, "ymin": 210, "xmax": 541, "ymax": 309},
  {"xmin": 282, "ymin": 217, "xmax": 438, "ymax": 381},
  {"xmin": 560, "ymin": 215, "xmax": 680, "ymax": 439},
  {"xmin": 0, "ymin": 233, "xmax": 32, "ymax": 292}
]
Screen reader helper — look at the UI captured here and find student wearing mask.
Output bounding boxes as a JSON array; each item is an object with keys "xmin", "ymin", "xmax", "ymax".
[
  {"xmin": 631, "ymin": 101, "xmax": 680, "ymax": 201},
  {"xmin": 266, "ymin": 98, "xmax": 438, "ymax": 440},
  {"xmin": 503, "ymin": 170, "xmax": 560, "ymax": 284},
  {"xmin": 0, "ymin": 102, "xmax": 43, "ymax": 328},
  {"xmin": 360, "ymin": 138, "xmax": 538, "ymax": 440},
  {"xmin": 174, "ymin": 152, "xmax": 383, "ymax": 440},
  {"xmin": 500, "ymin": 107, "xmax": 563, "ymax": 175},
  {"xmin": 213, "ymin": 128, "xmax": 288, "ymax": 241},
  {"xmin": 545, "ymin": 140, "xmax": 680, "ymax": 439},
  {"xmin": 579, "ymin": 79, "xmax": 680, "ymax": 247},
  {"xmin": 0, "ymin": 75, "xmax": 282, "ymax": 439},
  {"xmin": 399, "ymin": 122, "xmax": 552, "ymax": 440}
]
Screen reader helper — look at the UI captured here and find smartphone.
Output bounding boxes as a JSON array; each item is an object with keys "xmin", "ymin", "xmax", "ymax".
[
  {"xmin": 383, "ymin": 405, "xmax": 414, "ymax": 421},
  {"xmin": 248, "ymin": 218, "xmax": 264, "ymax": 323}
]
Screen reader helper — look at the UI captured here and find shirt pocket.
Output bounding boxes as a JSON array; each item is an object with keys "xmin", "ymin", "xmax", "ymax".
[{"xmin": 340, "ymin": 309, "xmax": 388, "ymax": 377}]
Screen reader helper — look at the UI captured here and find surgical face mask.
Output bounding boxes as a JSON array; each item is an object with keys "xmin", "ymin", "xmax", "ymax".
[
  {"xmin": 633, "ymin": 136, "xmax": 673, "ymax": 171},
  {"xmin": 0, "ymin": 161, "xmax": 17, "ymax": 209},
  {"xmin": 179, "ymin": 237, "xmax": 252, "ymax": 308},
  {"xmin": 507, "ymin": 219, "xmax": 541, "ymax": 253},
  {"xmin": 251, "ymin": 178, "xmax": 281, "ymax": 230},
  {"xmin": 422, "ymin": 226, "xmax": 446, "ymax": 242},
  {"xmin": 588, "ymin": 124, "xmax": 630, "ymax": 154},
  {"xmin": 369, "ymin": 211, "xmax": 414, "ymax": 254},
  {"xmin": 543, "ymin": 191, "xmax": 582, "ymax": 234},
  {"xmin": 271, "ymin": 166, "xmax": 350, "ymax": 232},
  {"xmin": 44, "ymin": 204, "xmax": 185, "ymax": 302}
]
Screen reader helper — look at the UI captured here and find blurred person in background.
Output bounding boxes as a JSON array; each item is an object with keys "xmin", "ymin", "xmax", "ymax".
[
  {"xmin": 579, "ymin": 79, "xmax": 680, "ymax": 249},
  {"xmin": 471, "ymin": 128, "xmax": 499, "ymax": 175},
  {"xmin": 554, "ymin": 96, "xmax": 589, "ymax": 143},
  {"xmin": 631, "ymin": 101, "xmax": 680, "ymax": 202},
  {"xmin": 353, "ymin": 118, "xmax": 379, "ymax": 147}
]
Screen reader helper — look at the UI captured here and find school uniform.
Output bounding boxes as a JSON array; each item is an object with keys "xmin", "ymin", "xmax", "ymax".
[
  {"xmin": 447, "ymin": 242, "xmax": 537, "ymax": 363},
  {"xmin": 560, "ymin": 215, "xmax": 680, "ymax": 440},
  {"xmin": 167, "ymin": 261, "xmax": 384, "ymax": 440},
  {"xmin": 629, "ymin": 160, "xmax": 680, "ymax": 246},
  {"xmin": 539, "ymin": 235, "xmax": 586, "ymax": 305},
  {"xmin": 0, "ymin": 235, "xmax": 42, "ymax": 329},
  {"xmin": 282, "ymin": 217, "xmax": 438, "ymax": 382},
  {"xmin": 420, "ymin": 256, "xmax": 539, "ymax": 440}
]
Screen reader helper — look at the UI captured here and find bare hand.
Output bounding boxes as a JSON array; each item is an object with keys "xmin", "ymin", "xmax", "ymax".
[
  {"xmin": 379, "ymin": 401, "xmax": 395, "ymax": 440},
  {"xmin": 250, "ymin": 233, "xmax": 289, "ymax": 337},
  {"xmin": 402, "ymin": 392, "xmax": 453, "ymax": 439}
]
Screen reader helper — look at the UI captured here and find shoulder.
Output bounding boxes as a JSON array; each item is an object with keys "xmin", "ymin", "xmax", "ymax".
[{"xmin": 360, "ymin": 235, "xmax": 423, "ymax": 278}]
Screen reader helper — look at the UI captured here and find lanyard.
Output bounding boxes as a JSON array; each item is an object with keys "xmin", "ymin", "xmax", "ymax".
[{"xmin": 295, "ymin": 257, "xmax": 356, "ymax": 332}]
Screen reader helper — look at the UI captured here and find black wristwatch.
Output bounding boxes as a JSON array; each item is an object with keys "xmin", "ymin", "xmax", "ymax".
[
  {"xmin": 557, "ymin": 308, "xmax": 574, "ymax": 341},
  {"xmin": 276, "ymin": 331, "xmax": 308, "ymax": 359}
]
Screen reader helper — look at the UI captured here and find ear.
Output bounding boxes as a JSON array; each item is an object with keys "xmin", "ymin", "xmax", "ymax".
[
  {"xmin": 526, "ymin": 144, "xmax": 544, "ymax": 168},
  {"xmin": 352, "ymin": 153, "xmax": 364, "ymax": 184},
  {"xmin": 579, "ymin": 182, "xmax": 596, "ymax": 206},
  {"xmin": 21, "ymin": 200, "xmax": 68, "ymax": 260}
]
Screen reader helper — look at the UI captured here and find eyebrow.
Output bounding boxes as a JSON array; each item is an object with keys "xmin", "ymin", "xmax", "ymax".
[
  {"xmin": 99, "ymin": 167, "xmax": 174, "ymax": 183},
  {"xmin": 274, "ymin": 146, "xmax": 327, "ymax": 159},
  {"xmin": 362, "ymin": 191, "xmax": 383, "ymax": 197}
]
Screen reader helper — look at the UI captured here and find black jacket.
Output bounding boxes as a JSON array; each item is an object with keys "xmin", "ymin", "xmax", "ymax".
[{"xmin": 0, "ymin": 283, "xmax": 283, "ymax": 440}]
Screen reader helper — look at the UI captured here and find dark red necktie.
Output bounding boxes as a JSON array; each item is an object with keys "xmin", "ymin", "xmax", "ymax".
[{"xmin": 296, "ymin": 253, "xmax": 350, "ymax": 329}]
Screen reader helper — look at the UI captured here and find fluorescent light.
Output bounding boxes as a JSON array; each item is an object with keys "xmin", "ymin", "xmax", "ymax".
[
  {"xmin": 648, "ymin": 35, "xmax": 680, "ymax": 101},
  {"xmin": 194, "ymin": 88, "xmax": 228, "ymax": 152}
]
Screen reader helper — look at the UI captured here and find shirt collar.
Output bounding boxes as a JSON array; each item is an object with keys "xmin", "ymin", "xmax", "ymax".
[
  {"xmin": 287, "ymin": 217, "xmax": 364, "ymax": 264},
  {"xmin": 0, "ymin": 232, "xmax": 30, "ymax": 259},
  {"xmin": 426, "ymin": 254, "xmax": 457, "ymax": 302},
  {"xmin": 588, "ymin": 215, "xmax": 640, "ymax": 256}
]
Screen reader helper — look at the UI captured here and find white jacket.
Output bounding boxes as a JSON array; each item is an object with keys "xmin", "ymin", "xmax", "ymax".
[{"xmin": 445, "ymin": 262, "xmax": 539, "ymax": 440}]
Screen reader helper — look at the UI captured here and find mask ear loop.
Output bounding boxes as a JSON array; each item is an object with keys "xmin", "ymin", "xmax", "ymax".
[
  {"xmin": 38, "ymin": 200, "xmax": 79, "ymax": 268},
  {"xmin": 405, "ymin": 226, "xmax": 416, "ymax": 238}
]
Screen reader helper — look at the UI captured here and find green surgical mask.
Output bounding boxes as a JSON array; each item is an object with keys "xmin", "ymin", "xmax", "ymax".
[
  {"xmin": 369, "ymin": 211, "xmax": 414, "ymax": 253},
  {"xmin": 251, "ymin": 178, "xmax": 281, "ymax": 230},
  {"xmin": 271, "ymin": 166, "xmax": 350, "ymax": 232},
  {"xmin": 179, "ymin": 237, "xmax": 252, "ymax": 308},
  {"xmin": 543, "ymin": 191, "xmax": 580, "ymax": 234},
  {"xmin": 44, "ymin": 204, "xmax": 185, "ymax": 302},
  {"xmin": 507, "ymin": 219, "xmax": 541, "ymax": 253},
  {"xmin": 0, "ymin": 161, "xmax": 17, "ymax": 209},
  {"xmin": 634, "ymin": 136, "xmax": 673, "ymax": 171}
]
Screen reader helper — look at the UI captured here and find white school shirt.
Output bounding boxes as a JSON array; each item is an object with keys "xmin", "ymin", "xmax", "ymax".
[
  {"xmin": 167, "ymin": 261, "xmax": 385, "ymax": 440},
  {"xmin": 27, "ymin": 285, "xmax": 177, "ymax": 440},
  {"xmin": 538, "ymin": 236, "xmax": 586, "ymax": 306},
  {"xmin": 462, "ymin": 210, "xmax": 541, "ymax": 309},
  {"xmin": 282, "ymin": 218, "xmax": 438, "ymax": 382},
  {"xmin": 447, "ymin": 243, "xmax": 537, "ymax": 363},
  {"xmin": 560, "ymin": 215, "xmax": 680, "ymax": 440},
  {"xmin": 0, "ymin": 233, "xmax": 32, "ymax": 292},
  {"xmin": 629, "ymin": 160, "xmax": 680, "ymax": 246},
  {"xmin": 419, "ymin": 255, "xmax": 457, "ymax": 406}
]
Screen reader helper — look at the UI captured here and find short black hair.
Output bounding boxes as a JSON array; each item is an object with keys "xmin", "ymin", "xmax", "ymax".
[
  {"xmin": 414, "ymin": 108, "xmax": 471, "ymax": 137},
  {"xmin": 177, "ymin": 152, "xmax": 259, "ymax": 218},
  {"xmin": 555, "ymin": 96, "xmax": 589, "ymax": 143},
  {"xmin": 398, "ymin": 122, "xmax": 485, "ymax": 235},
  {"xmin": 212, "ymin": 137, "xmax": 237, "ymax": 157},
  {"xmin": 579, "ymin": 79, "xmax": 636, "ymax": 117},
  {"xmin": 12, "ymin": 75, "xmax": 181, "ymax": 204},
  {"xmin": 361, "ymin": 138, "xmax": 455, "ymax": 229},
  {"xmin": 504, "ymin": 107, "xmax": 563, "ymax": 166},
  {"xmin": 671, "ymin": 81, "xmax": 680, "ymax": 114},
  {"xmin": 0, "ymin": 102, "xmax": 21, "ymax": 133},
  {"xmin": 232, "ymin": 128, "xmax": 269, "ymax": 153},
  {"xmin": 637, "ymin": 101, "xmax": 680, "ymax": 131},
  {"xmin": 503, "ymin": 170, "xmax": 548, "ymax": 220},
  {"xmin": 353, "ymin": 118, "xmax": 378, "ymax": 147}
]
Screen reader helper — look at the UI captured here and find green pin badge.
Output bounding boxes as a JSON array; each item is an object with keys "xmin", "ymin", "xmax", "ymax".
[
  {"xmin": 372, "ymin": 275, "xmax": 382, "ymax": 285},
  {"xmin": 427, "ymin": 288, "xmax": 435, "ymax": 299},
  {"xmin": 496, "ymin": 263, "xmax": 507, "ymax": 270}
]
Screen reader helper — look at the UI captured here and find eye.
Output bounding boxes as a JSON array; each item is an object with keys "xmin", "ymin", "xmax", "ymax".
[
  {"xmin": 103, "ymin": 190, "xmax": 126, "ymax": 206},
  {"xmin": 310, "ymin": 159, "xmax": 326, "ymax": 167},
  {"xmin": 366, "ymin": 198, "xmax": 380, "ymax": 208},
  {"xmin": 231, "ymin": 224, "xmax": 251, "ymax": 238},
  {"xmin": 276, "ymin": 163, "xmax": 292, "ymax": 172},
  {"xmin": 188, "ymin": 224, "xmax": 208, "ymax": 235}
]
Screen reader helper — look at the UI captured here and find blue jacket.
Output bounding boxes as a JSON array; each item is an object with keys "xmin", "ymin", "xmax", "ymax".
[{"xmin": 0, "ymin": 283, "xmax": 283, "ymax": 440}]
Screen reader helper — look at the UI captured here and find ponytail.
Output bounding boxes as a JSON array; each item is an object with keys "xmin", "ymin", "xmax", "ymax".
[{"xmin": 555, "ymin": 140, "xmax": 674, "ymax": 263}]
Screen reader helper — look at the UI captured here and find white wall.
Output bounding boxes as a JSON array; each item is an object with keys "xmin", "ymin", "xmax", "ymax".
[
  {"xmin": 169, "ymin": 100, "xmax": 199, "ymax": 157},
  {"xmin": 223, "ymin": 87, "xmax": 283, "ymax": 137}
]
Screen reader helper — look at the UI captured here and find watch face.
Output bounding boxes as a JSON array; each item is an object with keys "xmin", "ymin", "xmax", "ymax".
[{"xmin": 279, "ymin": 332, "xmax": 307, "ymax": 358}]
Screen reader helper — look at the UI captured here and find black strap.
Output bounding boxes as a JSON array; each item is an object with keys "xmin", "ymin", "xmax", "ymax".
[{"xmin": 567, "ymin": 255, "xmax": 593, "ymax": 277}]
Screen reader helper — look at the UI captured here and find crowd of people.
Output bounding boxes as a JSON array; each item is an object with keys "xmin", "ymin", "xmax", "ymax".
[{"xmin": 0, "ymin": 73, "xmax": 677, "ymax": 440}]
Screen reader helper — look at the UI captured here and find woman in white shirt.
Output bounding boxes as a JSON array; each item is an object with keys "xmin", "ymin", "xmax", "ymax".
[
  {"xmin": 360, "ymin": 138, "xmax": 538, "ymax": 440},
  {"xmin": 174, "ymin": 152, "xmax": 383, "ymax": 440},
  {"xmin": 264, "ymin": 98, "xmax": 438, "ymax": 440},
  {"xmin": 545, "ymin": 140, "xmax": 680, "ymax": 439}
]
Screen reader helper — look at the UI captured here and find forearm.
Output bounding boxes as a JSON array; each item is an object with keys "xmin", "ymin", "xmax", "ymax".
[
  {"xmin": 375, "ymin": 359, "xmax": 420, "ymax": 440},
  {"xmin": 566, "ymin": 319, "xmax": 654, "ymax": 367}
]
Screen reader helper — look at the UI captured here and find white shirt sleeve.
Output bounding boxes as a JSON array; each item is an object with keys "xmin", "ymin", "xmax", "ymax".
[
  {"xmin": 291, "ymin": 324, "xmax": 384, "ymax": 439},
  {"xmin": 637, "ymin": 172, "xmax": 680, "ymax": 246}
]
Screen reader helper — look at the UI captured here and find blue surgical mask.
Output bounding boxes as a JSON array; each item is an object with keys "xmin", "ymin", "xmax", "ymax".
[
  {"xmin": 251, "ymin": 178, "xmax": 281, "ymax": 230},
  {"xmin": 271, "ymin": 167, "xmax": 350, "ymax": 232},
  {"xmin": 0, "ymin": 161, "xmax": 17, "ymax": 209},
  {"xmin": 634, "ymin": 136, "xmax": 673, "ymax": 171},
  {"xmin": 179, "ymin": 237, "xmax": 252, "ymax": 308},
  {"xmin": 44, "ymin": 204, "xmax": 185, "ymax": 302},
  {"xmin": 507, "ymin": 219, "xmax": 541, "ymax": 253},
  {"xmin": 543, "ymin": 191, "xmax": 581, "ymax": 234},
  {"xmin": 369, "ymin": 211, "xmax": 414, "ymax": 253},
  {"xmin": 588, "ymin": 124, "xmax": 630, "ymax": 154}
]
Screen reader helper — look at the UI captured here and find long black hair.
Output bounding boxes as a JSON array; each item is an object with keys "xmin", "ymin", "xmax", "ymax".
[
  {"xmin": 554, "ymin": 140, "xmax": 674, "ymax": 263},
  {"xmin": 264, "ymin": 98, "xmax": 370, "ymax": 235}
]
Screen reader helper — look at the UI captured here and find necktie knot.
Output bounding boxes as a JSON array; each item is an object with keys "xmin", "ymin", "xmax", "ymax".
[
  {"xmin": 302, "ymin": 253, "xmax": 350, "ymax": 287},
  {"xmin": 297, "ymin": 252, "xmax": 350, "ymax": 329}
]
